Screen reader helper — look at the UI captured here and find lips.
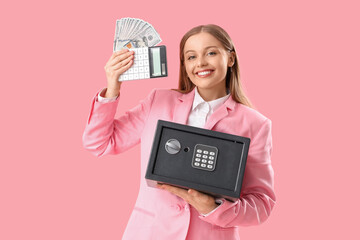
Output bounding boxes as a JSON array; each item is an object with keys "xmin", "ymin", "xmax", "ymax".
[{"xmin": 196, "ymin": 69, "xmax": 214, "ymax": 77}]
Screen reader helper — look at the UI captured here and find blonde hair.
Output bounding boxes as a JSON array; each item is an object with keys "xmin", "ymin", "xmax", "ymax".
[{"xmin": 172, "ymin": 24, "xmax": 253, "ymax": 108}]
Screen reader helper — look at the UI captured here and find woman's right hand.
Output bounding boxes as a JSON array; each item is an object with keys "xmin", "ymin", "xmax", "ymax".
[{"xmin": 104, "ymin": 49, "xmax": 134, "ymax": 98}]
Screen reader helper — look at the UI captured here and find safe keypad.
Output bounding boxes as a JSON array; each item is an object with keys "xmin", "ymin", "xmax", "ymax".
[{"xmin": 192, "ymin": 144, "xmax": 218, "ymax": 171}]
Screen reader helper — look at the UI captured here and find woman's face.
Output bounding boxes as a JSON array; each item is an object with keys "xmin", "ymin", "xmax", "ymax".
[{"xmin": 183, "ymin": 32, "xmax": 234, "ymax": 99}]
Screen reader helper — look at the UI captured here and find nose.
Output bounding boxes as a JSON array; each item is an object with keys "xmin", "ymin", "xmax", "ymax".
[{"xmin": 196, "ymin": 55, "xmax": 207, "ymax": 67}]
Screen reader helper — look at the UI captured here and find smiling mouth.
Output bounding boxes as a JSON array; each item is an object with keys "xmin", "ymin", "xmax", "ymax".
[{"xmin": 196, "ymin": 70, "xmax": 214, "ymax": 77}]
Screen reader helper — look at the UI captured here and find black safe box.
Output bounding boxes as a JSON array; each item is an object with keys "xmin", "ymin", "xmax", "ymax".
[{"xmin": 145, "ymin": 120, "xmax": 251, "ymax": 202}]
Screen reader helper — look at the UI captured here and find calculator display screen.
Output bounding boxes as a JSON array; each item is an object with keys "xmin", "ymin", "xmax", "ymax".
[{"xmin": 150, "ymin": 47, "xmax": 161, "ymax": 76}]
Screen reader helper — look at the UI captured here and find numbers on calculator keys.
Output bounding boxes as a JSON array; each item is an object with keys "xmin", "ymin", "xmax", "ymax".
[
  {"xmin": 191, "ymin": 144, "xmax": 218, "ymax": 171},
  {"xmin": 119, "ymin": 47, "xmax": 151, "ymax": 81}
]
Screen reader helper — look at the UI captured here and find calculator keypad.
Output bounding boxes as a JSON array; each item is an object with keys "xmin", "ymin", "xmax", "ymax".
[
  {"xmin": 119, "ymin": 47, "xmax": 150, "ymax": 81},
  {"xmin": 191, "ymin": 144, "xmax": 218, "ymax": 171}
]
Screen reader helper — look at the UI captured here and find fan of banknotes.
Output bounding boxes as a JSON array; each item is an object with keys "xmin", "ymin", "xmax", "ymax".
[{"xmin": 113, "ymin": 17, "xmax": 162, "ymax": 51}]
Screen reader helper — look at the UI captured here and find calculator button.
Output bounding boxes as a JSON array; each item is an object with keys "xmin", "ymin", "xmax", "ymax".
[
  {"xmin": 128, "ymin": 74, "xmax": 134, "ymax": 79},
  {"xmin": 139, "ymin": 54, "xmax": 143, "ymax": 60},
  {"xmin": 197, "ymin": 149, "xmax": 202, "ymax": 153},
  {"xmin": 201, "ymin": 164, "xmax": 206, "ymax": 167},
  {"xmin": 195, "ymin": 158, "xmax": 200, "ymax": 162},
  {"xmin": 201, "ymin": 159, "xmax": 207, "ymax": 163},
  {"xmin": 144, "ymin": 60, "xmax": 149, "ymax": 65},
  {"xmin": 202, "ymin": 155, "xmax": 207, "ymax": 159},
  {"xmin": 140, "ymin": 73, "xmax": 144, "ymax": 79},
  {"xmin": 162, "ymin": 64, "xmax": 166, "ymax": 75},
  {"xmin": 196, "ymin": 154, "xmax": 201, "ymax": 157},
  {"xmin": 123, "ymin": 75, "xmax": 128, "ymax": 80},
  {"xmin": 145, "ymin": 73, "xmax": 150, "ymax": 78},
  {"xmin": 207, "ymin": 165, "xmax": 212, "ymax": 169},
  {"xmin": 208, "ymin": 161, "xmax": 214, "ymax": 164},
  {"xmin": 129, "ymin": 68, "xmax": 133, "ymax": 73},
  {"xmin": 133, "ymin": 68, "xmax": 138, "ymax": 73},
  {"xmin": 134, "ymin": 73, "xmax": 139, "ymax": 79},
  {"xmin": 139, "ymin": 67, "xmax": 144, "ymax": 72},
  {"xmin": 209, "ymin": 156, "xmax": 214, "ymax": 160},
  {"xmin": 203, "ymin": 151, "xmax": 208, "ymax": 154},
  {"xmin": 194, "ymin": 162, "xmax": 200, "ymax": 166},
  {"xmin": 210, "ymin": 152, "xmax": 215, "ymax": 155},
  {"xmin": 144, "ymin": 53, "xmax": 148, "ymax": 59},
  {"xmin": 139, "ymin": 61, "xmax": 144, "ymax": 66}
]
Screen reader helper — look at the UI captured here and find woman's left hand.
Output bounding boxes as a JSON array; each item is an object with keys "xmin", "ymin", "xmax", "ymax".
[{"xmin": 157, "ymin": 183, "xmax": 219, "ymax": 215}]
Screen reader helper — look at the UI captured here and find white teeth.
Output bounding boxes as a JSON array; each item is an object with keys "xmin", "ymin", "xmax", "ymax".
[{"xmin": 197, "ymin": 71, "xmax": 212, "ymax": 76}]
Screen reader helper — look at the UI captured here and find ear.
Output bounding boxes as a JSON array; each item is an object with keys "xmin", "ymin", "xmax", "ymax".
[{"xmin": 227, "ymin": 51, "xmax": 236, "ymax": 67}]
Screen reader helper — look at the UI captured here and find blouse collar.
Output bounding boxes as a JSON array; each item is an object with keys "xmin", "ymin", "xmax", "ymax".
[{"xmin": 192, "ymin": 87, "xmax": 230, "ymax": 112}]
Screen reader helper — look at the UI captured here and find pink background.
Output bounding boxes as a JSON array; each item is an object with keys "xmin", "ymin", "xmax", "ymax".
[{"xmin": 1, "ymin": 0, "xmax": 359, "ymax": 239}]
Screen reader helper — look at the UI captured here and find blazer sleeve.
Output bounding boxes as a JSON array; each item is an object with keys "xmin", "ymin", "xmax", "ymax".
[
  {"xmin": 82, "ymin": 88, "xmax": 156, "ymax": 157},
  {"xmin": 199, "ymin": 119, "xmax": 276, "ymax": 227}
]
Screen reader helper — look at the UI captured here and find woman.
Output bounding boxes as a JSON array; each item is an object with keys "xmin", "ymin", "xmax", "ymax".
[{"xmin": 83, "ymin": 24, "xmax": 275, "ymax": 240}]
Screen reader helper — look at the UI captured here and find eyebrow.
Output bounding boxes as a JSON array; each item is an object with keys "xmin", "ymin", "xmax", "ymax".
[{"xmin": 185, "ymin": 46, "xmax": 219, "ymax": 54}]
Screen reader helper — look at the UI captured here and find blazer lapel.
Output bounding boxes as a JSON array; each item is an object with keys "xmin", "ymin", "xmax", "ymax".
[
  {"xmin": 172, "ymin": 88, "xmax": 196, "ymax": 125},
  {"xmin": 172, "ymin": 88, "xmax": 237, "ymax": 130},
  {"xmin": 204, "ymin": 95, "xmax": 236, "ymax": 130}
]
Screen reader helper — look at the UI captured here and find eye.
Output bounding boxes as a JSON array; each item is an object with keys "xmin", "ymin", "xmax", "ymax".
[
  {"xmin": 187, "ymin": 55, "xmax": 196, "ymax": 60},
  {"xmin": 207, "ymin": 51, "xmax": 216, "ymax": 56}
]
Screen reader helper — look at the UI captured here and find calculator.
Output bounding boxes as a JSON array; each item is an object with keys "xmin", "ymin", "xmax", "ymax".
[
  {"xmin": 145, "ymin": 120, "xmax": 251, "ymax": 202},
  {"xmin": 118, "ymin": 46, "xmax": 167, "ymax": 81}
]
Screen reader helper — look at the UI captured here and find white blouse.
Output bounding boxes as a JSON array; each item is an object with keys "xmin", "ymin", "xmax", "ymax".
[{"xmin": 187, "ymin": 87, "xmax": 230, "ymax": 128}]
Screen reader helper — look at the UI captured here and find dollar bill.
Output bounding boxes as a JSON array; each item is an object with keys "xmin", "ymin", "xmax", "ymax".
[
  {"xmin": 137, "ymin": 26, "xmax": 162, "ymax": 47},
  {"xmin": 113, "ymin": 39, "xmax": 148, "ymax": 51},
  {"xmin": 113, "ymin": 17, "xmax": 162, "ymax": 52}
]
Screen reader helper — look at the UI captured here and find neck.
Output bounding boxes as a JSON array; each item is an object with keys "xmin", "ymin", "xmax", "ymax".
[{"xmin": 197, "ymin": 87, "xmax": 227, "ymax": 102}]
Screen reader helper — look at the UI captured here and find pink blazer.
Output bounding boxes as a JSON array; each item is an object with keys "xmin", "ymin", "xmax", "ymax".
[{"xmin": 83, "ymin": 87, "xmax": 275, "ymax": 240}]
